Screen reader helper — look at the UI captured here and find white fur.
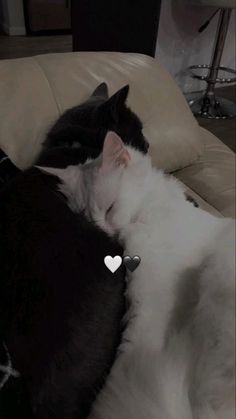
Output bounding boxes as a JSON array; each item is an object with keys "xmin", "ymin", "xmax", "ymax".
[{"xmin": 37, "ymin": 133, "xmax": 235, "ymax": 419}]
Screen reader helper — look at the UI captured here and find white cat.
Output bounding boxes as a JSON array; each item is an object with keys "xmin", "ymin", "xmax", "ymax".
[{"xmin": 38, "ymin": 132, "xmax": 235, "ymax": 419}]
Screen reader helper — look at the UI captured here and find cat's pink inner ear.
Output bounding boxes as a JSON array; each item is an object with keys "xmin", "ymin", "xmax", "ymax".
[{"xmin": 101, "ymin": 131, "xmax": 130, "ymax": 173}]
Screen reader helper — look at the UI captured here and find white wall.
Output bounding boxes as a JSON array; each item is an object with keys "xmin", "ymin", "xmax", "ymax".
[
  {"xmin": 0, "ymin": 0, "xmax": 26, "ymax": 35},
  {"xmin": 155, "ymin": 0, "xmax": 236, "ymax": 93}
]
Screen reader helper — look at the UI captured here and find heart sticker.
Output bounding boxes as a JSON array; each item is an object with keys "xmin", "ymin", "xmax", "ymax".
[
  {"xmin": 104, "ymin": 255, "xmax": 122, "ymax": 273},
  {"xmin": 123, "ymin": 255, "xmax": 141, "ymax": 272}
]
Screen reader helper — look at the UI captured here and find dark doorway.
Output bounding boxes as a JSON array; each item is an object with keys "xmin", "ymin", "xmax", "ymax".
[
  {"xmin": 24, "ymin": 0, "xmax": 71, "ymax": 35},
  {"xmin": 71, "ymin": 0, "xmax": 162, "ymax": 57}
]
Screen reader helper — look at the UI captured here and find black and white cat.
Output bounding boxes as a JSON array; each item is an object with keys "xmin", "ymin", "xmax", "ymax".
[
  {"xmin": 37, "ymin": 82, "xmax": 149, "ymax": 168},
  {"xmin": 41, "ymin": 132, "xmax": 235, "ymax": 419},
  {"xmin": 0, "ymin": 84, "xmax": 149, "ymax": 419}
]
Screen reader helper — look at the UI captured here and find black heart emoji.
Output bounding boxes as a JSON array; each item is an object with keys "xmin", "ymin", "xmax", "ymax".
[{"xmin": 123, "ymin": 255, "xmax": 141, "ymax": 272}]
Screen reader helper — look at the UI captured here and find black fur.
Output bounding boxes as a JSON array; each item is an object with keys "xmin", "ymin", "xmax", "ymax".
[
  {"xmin": 185, "ymin": 193, "xmax": 199, "ymax": 208},
  {"xmin": 0, "ymin": 150, "xmax": 20, "ymax": 186},
  {"xmin": 0, "ymin": 84, "xmax": 148, "ymax": 418},
  {"xmin": 0, "ymin": 169, "xmax": 126, "ymax": 419}
]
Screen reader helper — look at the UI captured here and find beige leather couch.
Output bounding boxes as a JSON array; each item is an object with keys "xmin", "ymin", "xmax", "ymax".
[{"xmin": 0, "ymin": 52, "xmax": 235, "ymax": 218}]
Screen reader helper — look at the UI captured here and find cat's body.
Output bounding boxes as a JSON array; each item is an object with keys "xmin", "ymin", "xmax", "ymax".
[
  {"xmin": 0, "ymin": 85, "xmax": 149, "ymax": 418},
  {"xmin": 42, "ymin": 133, "xmax": 235, "ymax": 419},
  {"xmin": 88, "ymin": 163, "xmax": 235, "ymax": 419},
  {"xmin": 0, "ymin": 168, "xmax": 126, "ymax": 419}
]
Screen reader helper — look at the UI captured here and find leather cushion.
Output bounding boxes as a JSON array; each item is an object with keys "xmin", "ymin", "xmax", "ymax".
[{"xmin": 175, "ymin": 128, "xmax": 235, "ymax": 218}]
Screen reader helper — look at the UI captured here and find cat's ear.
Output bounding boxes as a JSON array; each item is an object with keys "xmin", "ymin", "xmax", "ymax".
[
  {"xmin": 100, "ymin": 131, "xmax": 130, "ymax": 174},
  {"xmin": 91, "ymin": 82, "xmax": 109, "ymax": 100},
  {"xmin": 102, "ymin": 85, "xmax": 129, "ymax": 123}
]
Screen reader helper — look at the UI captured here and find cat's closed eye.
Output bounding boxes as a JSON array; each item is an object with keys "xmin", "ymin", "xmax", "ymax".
[
  {"xmin": 105, "ymin": 203, "xmax": 115, "ymax": 225},
  {"xmin": 106, "ymin": 203, "xmax": 114, "ymax": 215}
]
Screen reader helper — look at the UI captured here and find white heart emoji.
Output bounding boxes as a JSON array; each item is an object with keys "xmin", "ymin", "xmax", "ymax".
[{"xmin": 104, "ymin": 255, "xmax": 122, "ymax": 274}]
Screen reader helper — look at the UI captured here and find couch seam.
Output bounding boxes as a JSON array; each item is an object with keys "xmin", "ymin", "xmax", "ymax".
[{"xmin": 33, "ymin": 56, "xmax": 62, "ymax": 116}]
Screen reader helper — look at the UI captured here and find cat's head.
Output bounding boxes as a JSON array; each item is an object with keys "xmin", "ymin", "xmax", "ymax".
[
  {"xmin": 87, "ymin": 132, "xmax": 152, "ymax": 235},
  {"xmin": 47, "ymin": 83, "xmax": 149, "ymax": 156},
  {"xmin": 41, "ymin": 132, "xmax": 152, "ymax": 236}
]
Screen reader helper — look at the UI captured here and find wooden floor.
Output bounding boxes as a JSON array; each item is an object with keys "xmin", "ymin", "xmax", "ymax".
[
  {"xmin": 0, "ymin": 33, "xmax": 235, "ymax": 152},
  {"xmin": 0, "ymin": 33, "xmax": 72, "ymax": 59}
]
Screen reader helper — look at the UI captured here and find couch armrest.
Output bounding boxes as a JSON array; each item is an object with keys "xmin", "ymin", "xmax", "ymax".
[{"xmin": 174, "ymin": 127, "xmax": 235, "ymax": 218}]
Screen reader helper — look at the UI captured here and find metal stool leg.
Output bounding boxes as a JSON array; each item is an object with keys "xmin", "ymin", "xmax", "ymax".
[{"xmin": 189, "ymin": 8, "xmax": 236, "ymax": 119}]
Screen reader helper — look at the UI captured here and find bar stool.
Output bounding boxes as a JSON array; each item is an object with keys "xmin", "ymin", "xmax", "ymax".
[{"xmin": 188, "ymin": 0, "xmax": 236, "ymax": 119}]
